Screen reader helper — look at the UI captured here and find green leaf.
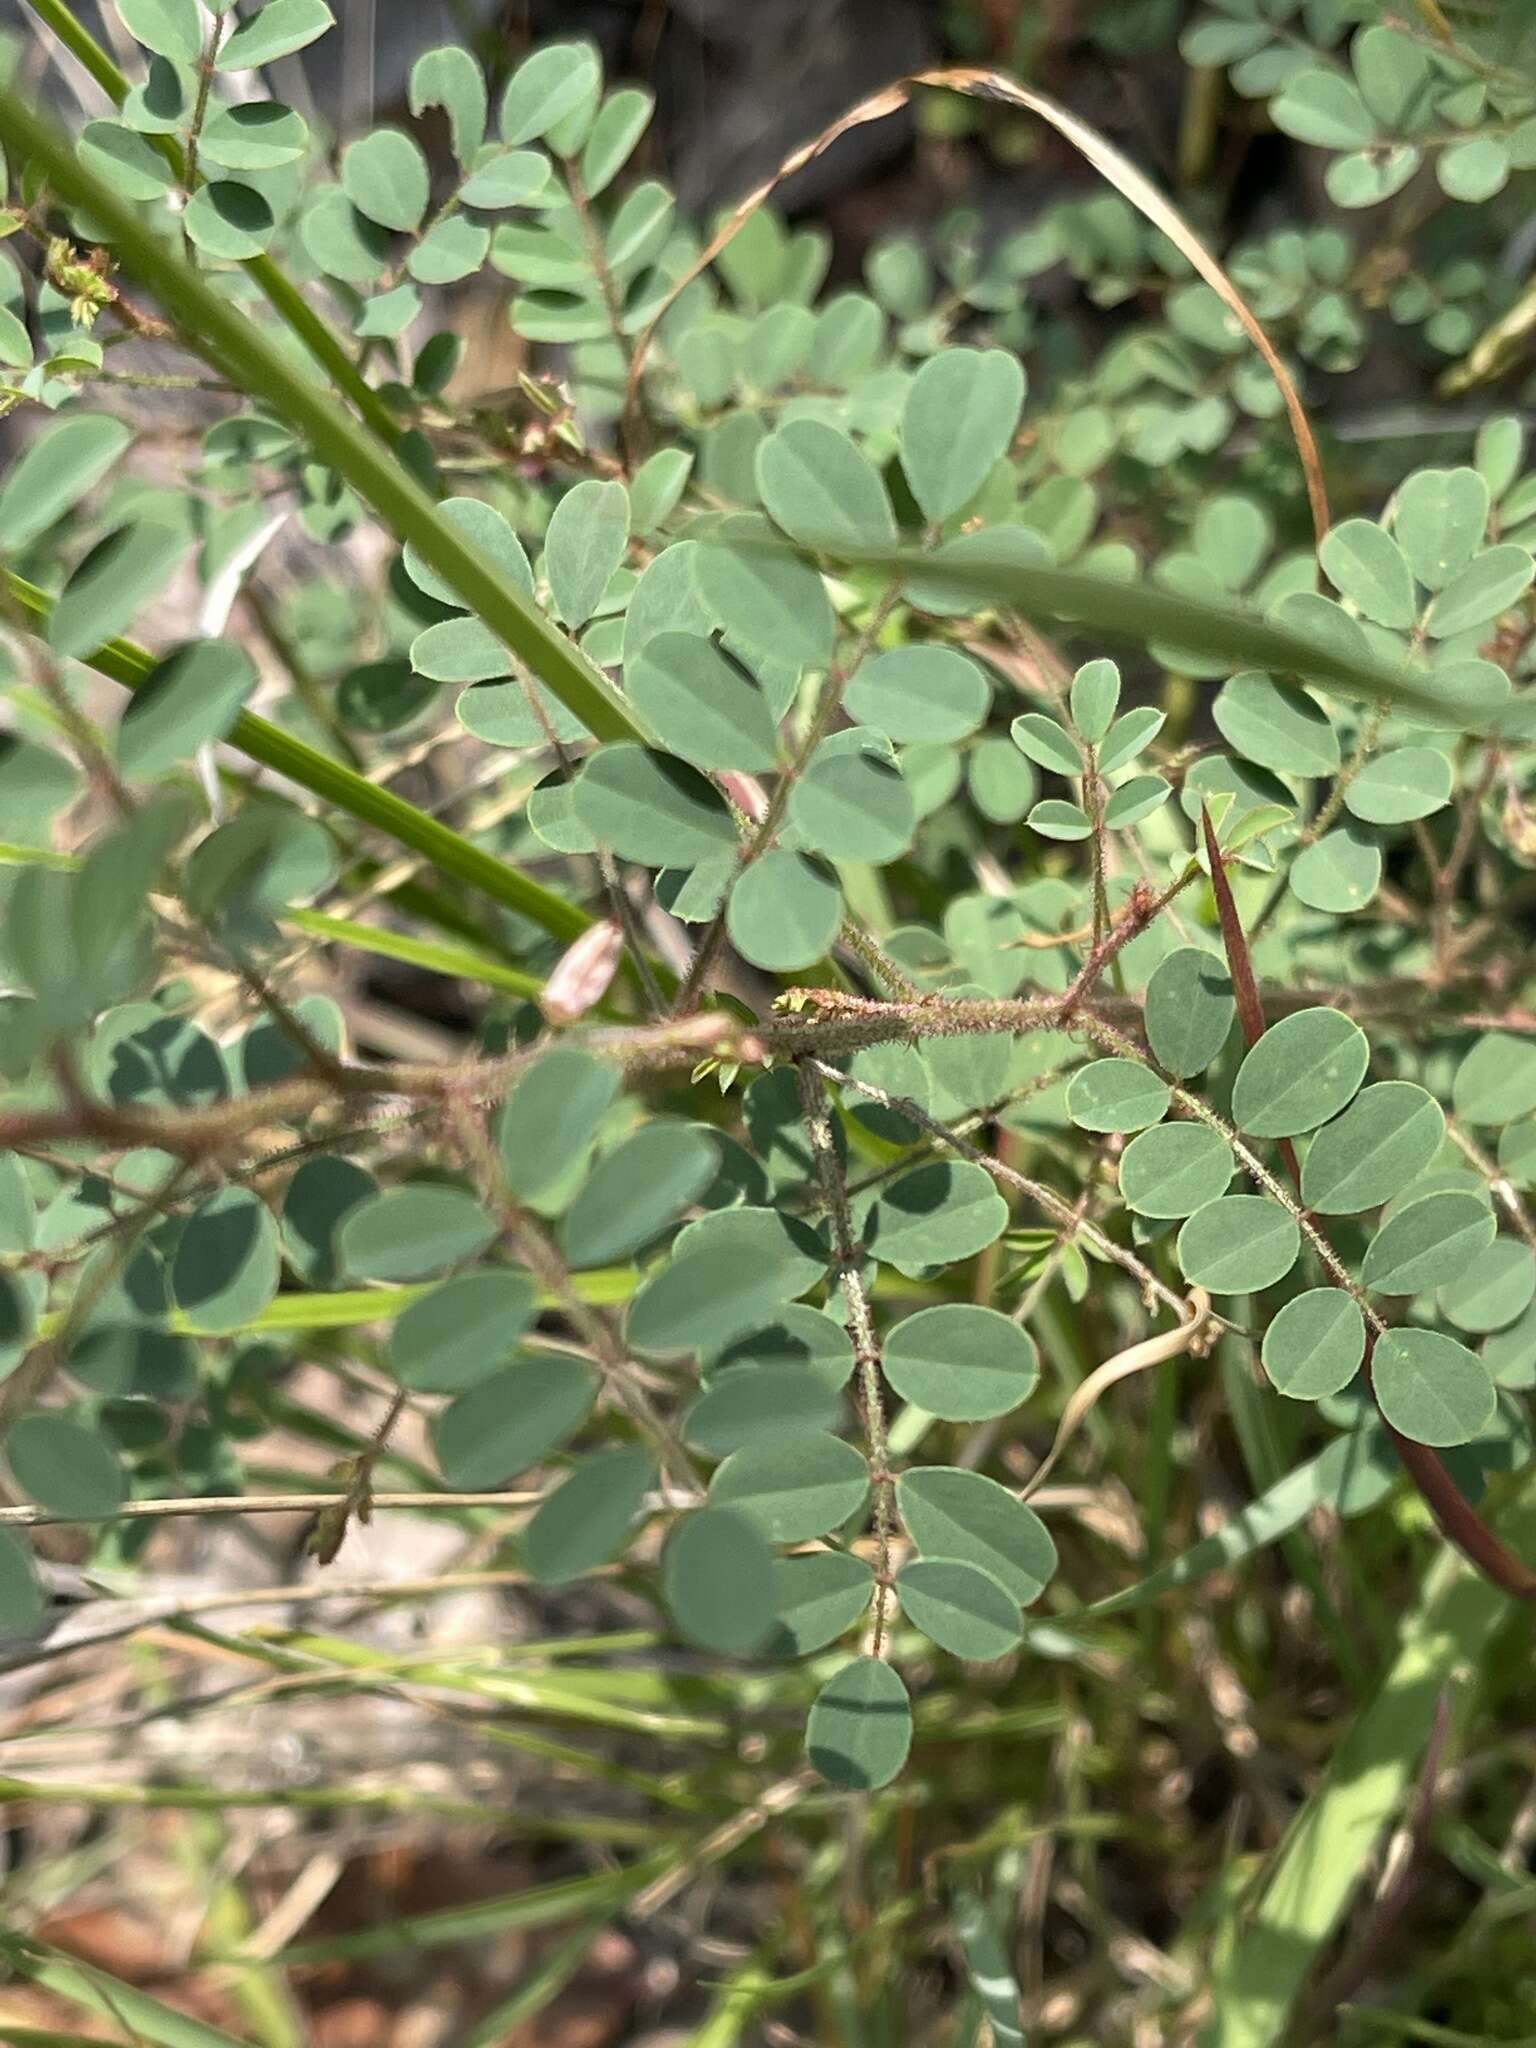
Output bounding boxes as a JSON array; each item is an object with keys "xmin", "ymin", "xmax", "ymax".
[
  {"xmin": 0, "ymin": 1152, "xmax": 36, "ymax": 1257},
  {"xmin": 1344, "ymin": 746, "xmax": 1452, "ymax": 825},
  {"xmin": 1361, "ymin": 1191, "xmax": 1495, "ymax": 1295},
  {"xmin": 896, "ymin": 1465, "xmax": 1057, "ymax": 1603},
  {"xmin": 387, "ymin": 1269, "xmax": 538, "ymax": 1391},
  {"xmin": 7, "ymin": 1413, "xmax": 126, "ymax": 1519},
  {"xmin": 78, "ymin": 117, "xmax": 176, "ymax": 199},
  {"xmin": 1177, "ymin": 1196, "xmax": 1301, "ymax": 1293},
  {"xmin": 407, "ymin": 215, "xmax": 490, "ymax": 285},
  {"xmin": 1144, "ymin": 947, "xmax": 1235, "ymax": 1079},
  {"xmin": 695, "ymin": 524, "xmax": 835, "ymax": 669},
  {"xmin": 559, "ymin": 1122, "xmax": 719, "ymax": 1269},
  {"xmin": 117, "ymin": 638, "xmax": 256, "ymax": 777},
  {"xmin": 661, "ymin": 1505, "xmax": 775, "ymax": 1655},
  {"xmin": 544, "ymin": 479, "xmax": 628, "ymax": 628},
  {"xmin": 280, "ymin": 1156, "xmax": 376, "ymax": 1288},
  {"xmin": 184, "ymin": 180, "xmax": 275, "ymax": 258},
  {"xmin": 338, "ymin": 1185, "xmax": 497, "ymax": 1282},
  {"xmin": 1427, "ymin": 545, "xmax": 1534, "ymax": 639},
  {"xmin": 628, "ymin": 1206, "xmax": 827, "ymax": 1355},
  {"xmin": 469, "ymin": 153, "xmax": 556, "ymax": 214},
  {"xmin": 499, "ymin": 41, "xmax": 601, "ymax": 148},
  {"xmin": 756, "ymin": 419, "xmax": 896, "ymax": 552},
  {"xmin": 0, "ymin": 1526, "xmax": 43, "ymax": 1638},
  {"xmin": 864, "ymin": 1161, "xmax": 1009, "ymax": 1278},
  {"xmin": 581, "ymin": 86, "xmax": 653, "ymax": 196},
  {"xmin": 1103, "ymin": 774, "xmax": 1169, "ymax": 830},
  {"xmin": 1027, "ymin": 798, "xmax": 1091, "ymax": 841},
  {"xmin": 807, "ymin": 1656, "xmax": 912, "ymax": 1789},
  {"xmin": 171, "ymin": 1187, "xmax": 281, "ymax": 1333},
  {"xmin": 901, "ymin": 347, "xmax": 1026, "ymax": 523},
  {"xmin": 1371, "ymin": 1327, "xmax": 1495, "ymax": 1446},
  {"xmin": 1453, "ymin": 1034, "xmax": 1536, "ymax": 1127},
  {"xmin": 409, "ymin": 46, "xmax": 487, "ymax": 168},
  {"xmin": 969, "ymin": 737, "xmax": 1037, "ymax": 823},
  {"xmin": 844, "ymin": 645, "xmax": 990, "ymax": 743},
  {"xmin": 1261, "ymin": 1288, "xmax": 1365, "ymax": 1400},
  {"xmin": 340, "ymin": 125, "xmax": 430, "ymax": 232},
  {"xmin": 1071, "ymin": 658, "xmax": 1121, "ymax": 743},
  {"xmin": 199, "ymin": 101, "xmax": 308, "ymax": 171},
  {"xmin": 709, "ymin": 1307, "xmax": 854, "ymax": 1389},
  {"xmin": 1067, "ymin": 1059, "xmax": 1170, "ymax": 1134},
  {"xmin": 897, "ymin": 1557, "xmax": 1022, "ymax": 1661},
  {"xmin": 432, "ymin": 1353, "xmax": 598, "ymax": 1485},
  {"xmin": 1288, "ymin": 824, "xmax": 1381, "ymax": 914},
  {"xmin": 1231, "ymin": 1009, "xmax": 1369, "ymax": 1139},
  {"xmin": 1271, "ymin": 69, "xmax": 1376, "ymax": 149},
  {"xmin": 685, "ymin": 1365, "xmax": 842, "ymax": 1456},
  {"xmin": 1393, "ymin": 467, "xmax": 1488, "ymax": 590},
  {"xmin": 788, "ymin": 742, "xmax": 915, "ymax": 862},
  {"xmin": 625, "ymin": 632, "xmax": 779, "ymax": 772},
  {"xmin": 1213, "ymin": 672, "xmax": 1339, "ymax": 778},
  {"xmin": 769, "ymin": 1550, "xmax": 874, "ymax": 1655},
  {"xmin": 882, "ymin": 1304, "xmax": 1038, "ymax": 1421},
  {"xmin": 1319, "ymin": 519, "xmax": 1417, "ymax": 629},
  {"xmin": 574, "ymin": 744, "xmax": 737, "ymax": 866},
  {"xmin": 1120, "ymin": 1122, "xmax": 1235, "ymax": 1218},
  {"xmin": 118, "ymin": 0, "xmax": 204, "ymax": 61},
  {"xmin": 1010, "ymin": 712, "xmax": 1081, "ymax": 776},
  {"xmin": 523, "ymin": 1445, "xmax": 656, "ymax": 1586},
  {"xmin": 709, "ymin": 1431, "xmax": 868, "ymax": 1542},
  {"xmin": 1098, "ymin": 705, "xmax": 1164, "ymax": 775},
  {"xmin": 300, "ymin": 185, "xmax": 392, "ymax": 283},
  {"xmin": 1301, "ymin": 1081, "xmax": 1445, "ymax": 1215},
  {"xmin": 628, "ymin": 447, "xmax": 692, "ymax": 536},
  {"xmin": 217, "ymin": 0, "xmax": 335, "ymax": 70},
  {"xmin": 1438, "ymin": 1238, "xmax": 1536, "ymax": 1335},
  {"xmin": 498, "ymin": 1047, "xmax": 618, "ymax": 1207},
  {"xmin": 48, "ymin": 522, "xmax": 182, "ymax": 659},
  {"xmin": 1438, "ymin": 136, "xmax": 1509, "ymax": 203},
  {"xmin": 726, "ymin": 850, "xmax": 842, "ymax": 971}
]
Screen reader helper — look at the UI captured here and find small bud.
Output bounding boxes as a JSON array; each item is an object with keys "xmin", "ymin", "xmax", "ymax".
[
  {"xmin": 718, "ymin": 772, "xmax": 768, "ymax": 821},
  {"xmin": 541, "ymin": 919, "xmax": 623, "ymax": 1023}
]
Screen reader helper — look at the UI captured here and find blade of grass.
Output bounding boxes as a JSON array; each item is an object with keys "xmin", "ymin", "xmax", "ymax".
[
  {"xmin": 1080, "ymin": 1421, "xmax": 1397, "ymax": 1621},
  {"xmin": 0, "ymin": 1935, "xmax": 259, "ymax": 2048},
  {"xmin": 0, "ymin": 87, "xmax": 646, "ymax": 750},
  {"xmin": 285, "ymin": 907, "xmax": 549, "ymax": 1001},
  {"xmin": 33, "ymin": 1269, "xmax": 638, "ymax": 1346},
  {"xmin": 951, "ymin": 1891, "xmax": 1027, "ymax": 2048},
  {"xmin": 262, "ymin": 1855, "xmax": 679, "ymax": 1965},
  {"xmin": 1196, "ymin": 1475, "xmax": 1536, "ymax": 2047}
]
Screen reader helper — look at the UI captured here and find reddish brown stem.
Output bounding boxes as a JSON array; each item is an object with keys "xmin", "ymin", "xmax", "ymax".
[{"xmin": 1200, "ymin": 806, "xmax": 1536, "ymax": 1603}]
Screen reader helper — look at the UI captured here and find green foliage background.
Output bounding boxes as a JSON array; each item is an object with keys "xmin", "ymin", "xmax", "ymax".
[{"xmin": 2, "ymin": 0, "xmax": 1536, "ymax": 2040}]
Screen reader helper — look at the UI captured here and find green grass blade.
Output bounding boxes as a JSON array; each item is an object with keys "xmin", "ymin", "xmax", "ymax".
[
  {"xmin": 285, "ymin": 907, "xmax": 548, "ymax": 1000},
  {"xmin": 952, "ymin": 1891, "xmax": 1027, "ymax": 2048},
  {"xmin": 0, "ymin": 1935, "xmax": 259, "ymax": 2048},
  {"xmin": 823, "ymin": 542, "xmax": 1536, "ymax": 736},
  {"xmin": 0, "ymin": 86, "xmax": 645, "ymax": 749},
  {"xmin": 1196, "ymin": 1478, "xmax": 1536, "ymax": 2047},
  {"xmin": 265, "ymin": 1855, "xmax": 678, "ymax": 1964}
]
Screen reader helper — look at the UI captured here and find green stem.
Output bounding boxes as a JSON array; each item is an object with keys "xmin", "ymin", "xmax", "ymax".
[
  {"xmin": 23, "ymin": 0, "xmax": 405, "ymax": 450},
  {"xmin": 0, "ymin": 80, "xmax": 646, "ymax": 747}
]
